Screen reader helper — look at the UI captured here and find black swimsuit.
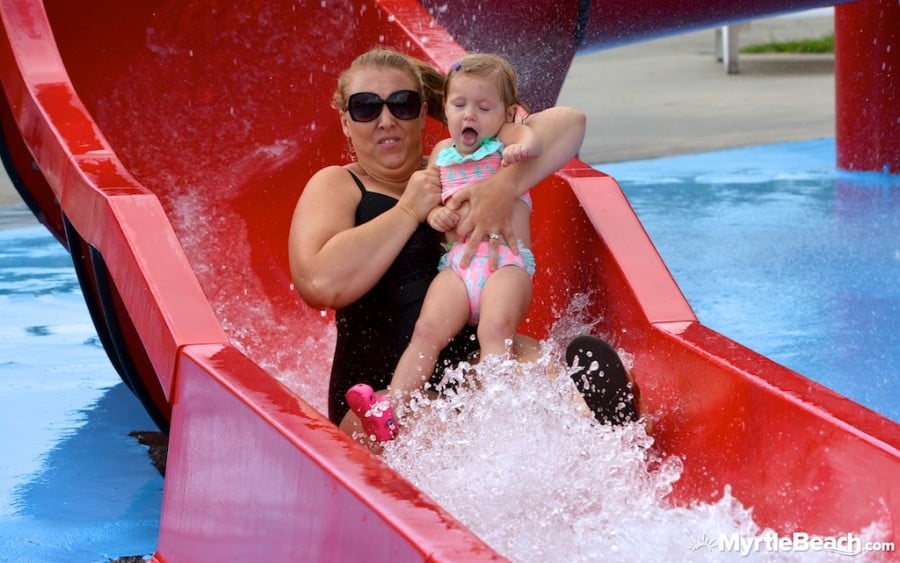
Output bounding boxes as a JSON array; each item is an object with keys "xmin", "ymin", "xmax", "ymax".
[{"xmin": 328, "ymin": 171, "xmax": 478, "ymax": 424}]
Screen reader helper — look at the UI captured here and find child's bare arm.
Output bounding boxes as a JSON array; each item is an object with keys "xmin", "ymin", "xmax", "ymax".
[
  {"xmin": 499, "ymin": 122, "xmax": 543, "ymax": 167},
  {"xmin": 425, "ymin": 139, "xmax": 463, "ymax": 233},
  {"xmin": 427, "ymin": 205, "xmax": 459, "ymax": 233}
]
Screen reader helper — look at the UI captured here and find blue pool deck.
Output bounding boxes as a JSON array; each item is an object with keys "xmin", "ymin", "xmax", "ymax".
[
  {"xmin": 0, "ymin": 222, "xmax": 162, "ymax": 562},
  {"xmin": 0, "ymin": 138, "xmax": 896, "ymax": 561}
]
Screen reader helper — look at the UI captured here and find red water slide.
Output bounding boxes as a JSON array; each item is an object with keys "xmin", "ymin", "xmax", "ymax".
[{"xmin": 0, "ymin": 1, "xmax": 896, "ymax": 560}]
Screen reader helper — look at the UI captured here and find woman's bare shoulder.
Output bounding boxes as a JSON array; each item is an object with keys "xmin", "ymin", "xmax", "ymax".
[
  {"xmin": 296, "ymin": 164, "xmax": 360, "ymax": 212},
  {"xmin": 307, "ymin": 164, "xmax": 353, "ymax": 185}
]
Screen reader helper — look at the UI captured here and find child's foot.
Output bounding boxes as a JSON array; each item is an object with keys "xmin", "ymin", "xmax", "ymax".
[
  {"xmin": 565, "ymin": 336, "xmax": 639, "ymax": 425},
  {"xmin": 346, "ymin": 384, "xmax": 397, "ymax": 442}
]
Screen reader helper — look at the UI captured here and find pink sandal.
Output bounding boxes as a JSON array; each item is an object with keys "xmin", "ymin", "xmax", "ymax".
[{"xmin": 346, "ymin": 384, "xmax": 396, "ymax": 441}]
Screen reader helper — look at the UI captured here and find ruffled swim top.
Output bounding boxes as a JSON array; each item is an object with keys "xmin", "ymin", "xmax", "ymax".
[{"xmin": 435, "ymin": 137, "xmax": 503, "ymax": 166}]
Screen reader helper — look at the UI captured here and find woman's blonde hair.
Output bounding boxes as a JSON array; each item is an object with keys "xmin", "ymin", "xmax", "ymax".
[
  {"xmin": 333, "ymin": 47, "xmax": 447, "ymax": 123},
  {"xmin": 443, "ymin": 53, "xmax": 522, "ymax": 114}
]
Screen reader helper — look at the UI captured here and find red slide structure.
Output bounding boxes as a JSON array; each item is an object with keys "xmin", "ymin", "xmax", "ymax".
[{"xmin": 0, "ymin": 1, "xmax": 896, "ymax": 560}]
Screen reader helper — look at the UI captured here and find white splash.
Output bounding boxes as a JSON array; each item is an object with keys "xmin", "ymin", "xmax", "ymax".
[{"xmin": 380, "ymin": 347, "xmax": 889, "ymax": 562}]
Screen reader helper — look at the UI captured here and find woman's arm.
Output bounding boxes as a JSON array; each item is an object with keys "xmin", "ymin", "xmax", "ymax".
[
  {"xmin": 288, "ymin": 165, "xmax": 440, "ymax": 309},
  {"xmin": 446, "ymin": 106, "xmax": 586, "ymax": 266}
]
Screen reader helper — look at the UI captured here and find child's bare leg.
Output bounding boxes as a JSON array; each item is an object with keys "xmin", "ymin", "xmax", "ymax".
[
  {"xmin": 511, "ymin": 334, "xmax": 541, "ymax": 362},
  {"xmin": 339, "ymin": 409, "xmax": 363, "ymax": 438},
  {"xmin": 390, "ymin": 270, "xmax": 470, "ymax": 396},
  {"xmin": 476, "ymin": 266, "xmax": 532, "ymax": 357},
  {"xmin": 346, "ymin": 272, "xmax": 468, "ymax": 445}
]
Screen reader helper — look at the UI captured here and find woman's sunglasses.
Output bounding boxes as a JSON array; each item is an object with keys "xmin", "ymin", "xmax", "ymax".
[{"xmin": 346, "ymin": 90, "xmax": 422, "ymax": 123}]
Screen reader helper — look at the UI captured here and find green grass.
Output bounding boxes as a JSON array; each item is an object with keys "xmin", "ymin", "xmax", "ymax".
[{"xmin": 741, "ymin": 33, "xmax": 834, "ymax": 54}]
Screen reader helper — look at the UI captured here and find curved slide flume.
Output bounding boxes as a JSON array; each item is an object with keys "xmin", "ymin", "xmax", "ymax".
[{"xmin": 0, "ymin": 0, "xmax": 896, "ymax": 560}]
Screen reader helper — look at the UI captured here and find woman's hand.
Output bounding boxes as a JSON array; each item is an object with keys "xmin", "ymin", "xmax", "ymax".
[
  {"xmin": 398, "ymin": 167, "xmax": 442, "ymax": 223},
  {"xmin": 445, "ymin": 173, "xmax": 518, "ymax": 269}
]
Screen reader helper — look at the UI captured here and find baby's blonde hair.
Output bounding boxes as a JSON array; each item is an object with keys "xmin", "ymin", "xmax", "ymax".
[{"xmin": 443, "ymin": 53, "xmax": 522, "ymax": 115}]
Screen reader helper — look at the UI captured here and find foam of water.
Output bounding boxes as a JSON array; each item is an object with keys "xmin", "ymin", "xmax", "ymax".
[
  {"xmin": 381, "ymin": 350, "xmax": 889, "ymax": 562},
  {"xmin": 382, "ymin": 349, "xmax": 675, "ymax": 561}
]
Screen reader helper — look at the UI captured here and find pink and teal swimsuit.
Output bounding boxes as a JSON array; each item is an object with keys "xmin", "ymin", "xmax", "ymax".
[{"xmin": 435, "ymin": 137, "xmax": 536, "ymax": 325}]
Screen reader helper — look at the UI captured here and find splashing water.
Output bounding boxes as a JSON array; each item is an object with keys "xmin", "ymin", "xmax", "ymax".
[
  {"xmin": 381, "ymin": 347, "xmax": 889, "ymax": 562},
  {"xmin": 382, "ymin": 349, "xmax": 674, "ymax": 561}
]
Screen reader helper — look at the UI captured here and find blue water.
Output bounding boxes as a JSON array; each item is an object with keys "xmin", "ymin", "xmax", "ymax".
[
  {"xmin": 0, "ymin": 211, "xmax": 162, "ymax": 562},
  {"xmin": 599, "ymin": 138, "xmax": 900, "ymax": 423}
]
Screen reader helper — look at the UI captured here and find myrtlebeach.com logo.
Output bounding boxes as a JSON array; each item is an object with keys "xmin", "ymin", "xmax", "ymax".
[{"xmin": 690, "ymin": 531, "xmax": 896, "ymax": 557}]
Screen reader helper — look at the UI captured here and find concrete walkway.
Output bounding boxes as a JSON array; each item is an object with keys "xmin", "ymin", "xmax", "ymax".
[{"xmin": 558, "ymin": 11, "xmax": 835, "ymax": 164}]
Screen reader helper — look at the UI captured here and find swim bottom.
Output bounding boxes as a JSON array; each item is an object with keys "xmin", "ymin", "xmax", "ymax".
[{"xmin": 438, "ymin": 241, "xmax": 536, "ymax": 324}]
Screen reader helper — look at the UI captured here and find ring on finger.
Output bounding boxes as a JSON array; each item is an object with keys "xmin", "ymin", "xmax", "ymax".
[{"xmin": 488, "ymin": 233, "xmax": 502, "ymax": 240}]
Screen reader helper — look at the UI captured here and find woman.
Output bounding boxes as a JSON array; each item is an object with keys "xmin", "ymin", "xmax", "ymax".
[{"xmin": 288, "ymin": 48, "xmax": 634, "ymax": 438}]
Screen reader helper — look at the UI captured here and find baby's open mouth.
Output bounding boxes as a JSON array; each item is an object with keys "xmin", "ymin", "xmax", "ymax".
[{"xmin": 461, "ymin": 127, "xmax": 479, "ymax": 146}]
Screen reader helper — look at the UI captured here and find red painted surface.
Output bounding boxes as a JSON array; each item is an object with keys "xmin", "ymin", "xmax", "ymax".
[
  {"xmin": 160, "ymin": 345, "xmax": 501, "ymax": 561},
  {"xmin": 0, "ymin": 0, "xmax": 897, "ymax": 560},
  {"xmin": 835, "ymin": 0, "xmax": 900, "ymax": 173}
]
